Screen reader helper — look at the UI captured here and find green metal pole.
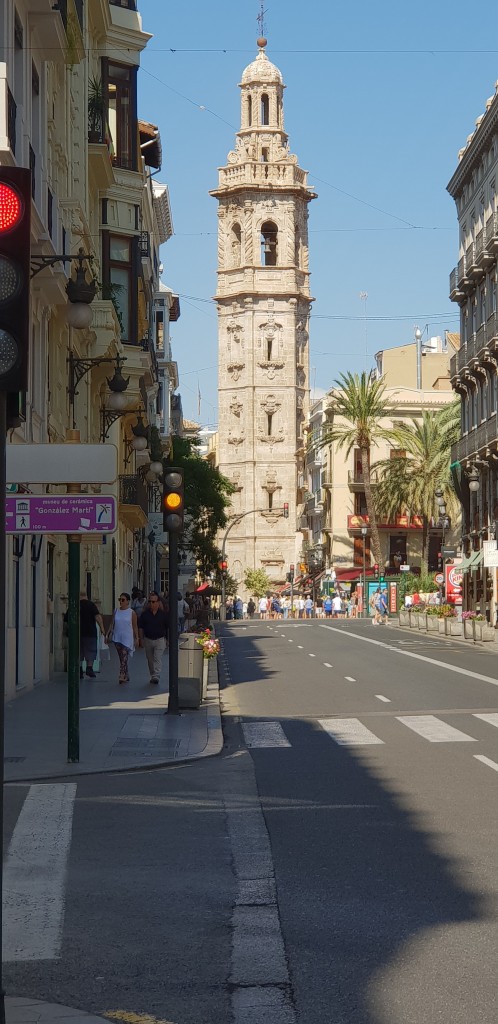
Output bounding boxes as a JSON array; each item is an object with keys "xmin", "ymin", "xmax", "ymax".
[
  {"xmin": 67, "ymin": 538, "xmax": 80, "ymax": 762},
  {"xmin": 167, "ymin": 530, "xmax": 179, "ymax": 714}
]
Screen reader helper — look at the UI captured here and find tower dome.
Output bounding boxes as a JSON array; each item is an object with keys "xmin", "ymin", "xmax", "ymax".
[{"xmin": 240, "ymin": 44, "xmax": 283, "ymax": 86}]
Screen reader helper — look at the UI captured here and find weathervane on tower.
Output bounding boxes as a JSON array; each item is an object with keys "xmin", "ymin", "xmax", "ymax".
[{"xmin": 257, "ymin": 2, "xmax": 268, "ymax": 44}]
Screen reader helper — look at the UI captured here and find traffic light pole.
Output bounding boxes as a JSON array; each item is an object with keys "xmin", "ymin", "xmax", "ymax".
[
  {"xmin": 0, "ymin": 393, "xmax": 7, "ymax": 1024},
  {"xmin": 167, "ymin": 530, "xmax": 179, "ymax": 714},
  {"xmin": 219, "ymin": 507, "xmax": 286, "ymax": 621}
]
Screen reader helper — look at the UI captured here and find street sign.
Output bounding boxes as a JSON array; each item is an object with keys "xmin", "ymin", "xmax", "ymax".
[
  {"xmin": 5, "ymin": 495, "xmax": 117, "ymax": 534},
  {"xmin": 6, "ymin": 444, "xmax": 117, "ymax": 484},
  {"xmin": 483, "ymin": 539, "xmax": 498, "ymax": 567},
  {"xmin": 435, "ymin": 572, "xmax": 444, "ymax": 585},
  {"xmin": 442, "ymin": 547, "xmax": 457, "ymax": 558},
  {"xmin": 400, "ymin": 564, "xmax": 410, "ymax": 572}
]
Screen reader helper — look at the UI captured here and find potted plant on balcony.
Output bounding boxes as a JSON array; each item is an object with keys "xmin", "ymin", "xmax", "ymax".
[{"xmin": 88, "ymin": 76, "xmax": 104, "ymax": 143}]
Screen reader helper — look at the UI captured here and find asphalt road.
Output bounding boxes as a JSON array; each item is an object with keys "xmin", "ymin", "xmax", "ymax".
[
  {"xmin": 3, "ymin": 619, "xmax": 498, "ymax": 1024},
  {"xmin": 219, "ymin": 617, "xmax": 498, "ymax": 1023}
]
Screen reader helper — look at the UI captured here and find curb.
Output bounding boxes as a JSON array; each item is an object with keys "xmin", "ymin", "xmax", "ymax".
[
  {"xmin": 6, "ymin": 996, "xmax": 109, "ymax": 1023},
  {"xmin": 5, "ymin": 662, "xmax": 224, "ymax": 785}
]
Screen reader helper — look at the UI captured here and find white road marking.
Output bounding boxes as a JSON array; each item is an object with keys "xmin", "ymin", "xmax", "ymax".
[
  {"xmin": 242, "ymin": 722, "xmax": 291, "ymax": 748},
  {"xmin": 375, "ymin": 694, "xmax": 391, "ymax": 703},
  {"xmin": 474, "ymin": 713, "xmax": 498, "ymax": 729},
  {"xmin": 288, "ymin": 639, "xmax": 293, "ymax": 643},
  {"xmin": 309, "ymin": 653, "xmax": 316, "ymax": 658},
  {"xmin": 397, "ymin": 715, "xmax": 476, "ymax": 743},
  {"xmin": 324, "ymin": 663, "xmax": 333, "ymax": 668},
  {"xmin": 345, "ymin": 676, "xmax": 356, "ymax": 682},
  {"xmin": 297, "ymin": 645, "xmax": 303, "ymax": 649},
  {"xmin": 319, "ymin": 718, "xmax": 384, "ymax": 746},
  {"xmin": 320, "ymin": 624, "xmax": 498, "ymax": 687},
  {"xmin": 3, "ymin": 782, "xmax": 77, "ymax": 961},
  {"xmin": 474, "ymin": 754, "xmax": 498, "ymax": 773}
]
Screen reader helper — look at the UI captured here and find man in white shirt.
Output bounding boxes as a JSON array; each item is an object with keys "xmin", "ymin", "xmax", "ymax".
[
  {"xmin": 259, "ymin": 596, "xmax": 269, "ymax": 619},
  {"xmin": 332, "ymin": 593, "xmax": 343, "ymax": 618}
]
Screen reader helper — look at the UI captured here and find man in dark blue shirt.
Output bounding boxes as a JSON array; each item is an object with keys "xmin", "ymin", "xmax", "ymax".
[{"xmin": 138, "ymin": 591, "xmax": 169, "ymax": 685}]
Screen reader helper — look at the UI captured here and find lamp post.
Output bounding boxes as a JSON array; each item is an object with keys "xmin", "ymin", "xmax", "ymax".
[
  {"xmin": 361, "ymin": 524, "xmax": 367, "ymax": 618},
  {"xmin": 415, "ymin": 326, "xmax": 422, "ymax": 391},
  {"xmin": 435, "ymin": 486, "xmax": 448, "ymax": 604}
]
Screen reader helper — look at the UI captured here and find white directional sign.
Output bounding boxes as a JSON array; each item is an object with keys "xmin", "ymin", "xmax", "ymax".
[
  {"xmin": 7, "ymin": 444, "xmax": 117, "ymax": 484},
  {"xmin": 483, "ymin": 540, "xmax": 498, "ymax": 567}
]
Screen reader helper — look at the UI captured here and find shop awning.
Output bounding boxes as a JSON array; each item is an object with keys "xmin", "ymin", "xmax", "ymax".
[
  {"xmin": 460, "ymin": 550, "xmax": 483, "ymax": 573},
  {"xmin": 195, "ymin": 582, "xmax": 210, "ymax": 592}
]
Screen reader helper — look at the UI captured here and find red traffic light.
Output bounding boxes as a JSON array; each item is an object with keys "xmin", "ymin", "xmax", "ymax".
[
  {"xmin": 218, "ymin": 559, "xmax": 228, "ymax": 571},
  {"xmin": 0, "ymin": 183, "xmax": 23, "ymax": 233},
  {"xmin": 283, "ymin": 502, "xmax": 289, "ymax": 518}
]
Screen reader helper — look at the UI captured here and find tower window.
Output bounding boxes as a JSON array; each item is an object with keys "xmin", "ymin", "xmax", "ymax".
[
  {"xmin": 261, "ymin": 221, "xmax": 278, "ymax": 266},
  {"xmin": 268, "ymin": 491, "xmax": 273, "ymax": 510},
  {"xmin": 247, "ymin": 95, "xmax": 252, "ymax": 125},
  {"xmin": 267, "ymin": 337, "xmax": 272, "ymax": 361},
  {"xmin": 261, "ymin": 147, "xmax": 269, "ymax": 162},
  {"xmin": 261, "ymin": 93, "xmax": 269, "ymax": 125},
  {"xmin": 231, "ymin": 223, "xmax": 242, "ymax": 267},
  {"xmin": 267, "ymin": 414, "xmax": 273, "ymax": 436}
]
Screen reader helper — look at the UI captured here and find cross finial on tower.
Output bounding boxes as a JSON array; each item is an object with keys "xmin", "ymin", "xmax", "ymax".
[{"xmin": 257, "ymin": 3, "xmax": 268, "ymax": 46}]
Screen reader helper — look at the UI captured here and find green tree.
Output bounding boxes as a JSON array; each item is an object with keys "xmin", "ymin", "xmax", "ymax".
[
  {"xmin": 318, "ymin": 371, "xmax": 396, "ymax": 566},
  {"xmin": 373, "ymin": 401, "xmax": 460, "ymax": 575},
  {"xmin": 168, "ymin": 436, "xmax": 234, "ymax": 577},
  {"xmin": 244, "ymin": 568, "xmax": 273, "ymax": 598}
]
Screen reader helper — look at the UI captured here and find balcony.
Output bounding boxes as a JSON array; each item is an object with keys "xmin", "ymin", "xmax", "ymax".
[
  {"xmin": 486, "ymin": 212, "xmax": 498, "ymax": 254},
  {"xmin": 451, "ymin": 413, "xmax": 498, "ymax": 466},
  {"xmin": 118, "ymin": 474, "xmax": 148, "ymax": 528},
  {"xmin": 449, "ymin": 266, "xmax": 465, "ymax": 302},
  {"xmin": 466, "ymin": 242, "xmax": 484, "ymax": 281}
]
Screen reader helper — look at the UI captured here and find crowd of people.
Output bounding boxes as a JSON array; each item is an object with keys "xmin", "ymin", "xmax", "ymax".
[{"xmin": 224, "ymin": 591, "xmax": 362, "ymax": 620}]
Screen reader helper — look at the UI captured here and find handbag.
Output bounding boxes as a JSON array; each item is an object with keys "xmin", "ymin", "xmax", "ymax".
[{"xmin": 99, "ymin": 632, "xmax": 111, "ymax": 660}]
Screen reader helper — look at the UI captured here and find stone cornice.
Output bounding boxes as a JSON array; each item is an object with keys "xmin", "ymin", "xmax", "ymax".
[{"xmin": 447, "ymin": 91, "xmax": 498, "ymax": 198}]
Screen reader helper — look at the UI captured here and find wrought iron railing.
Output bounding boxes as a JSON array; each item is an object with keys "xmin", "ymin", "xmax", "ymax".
[{"xmin": 119, "ymin": 474, "xmax": 148, "ymax": 515}]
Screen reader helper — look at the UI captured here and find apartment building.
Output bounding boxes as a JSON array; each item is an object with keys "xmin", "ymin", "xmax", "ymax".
[
  {"xmin": 0, "ymin": 0, "xmax": 177, "ymax": 695},
  {"xmin": 304, "ymin": 338, "xmax": 459, "ymax": 587},
  {"xmin": 448, "ymin": 80, "xmax": 498, "ymax": 619}
]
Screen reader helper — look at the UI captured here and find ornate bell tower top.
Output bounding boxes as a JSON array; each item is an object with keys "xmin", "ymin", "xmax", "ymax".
[{"xmin": 212, "ymin": 38, "xmax": 316, "ymax": 198}]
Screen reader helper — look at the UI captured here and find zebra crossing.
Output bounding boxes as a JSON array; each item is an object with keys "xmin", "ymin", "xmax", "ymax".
[{"xmin": 242, "ymin": 712, "xmax": 498, "ymax": 750}]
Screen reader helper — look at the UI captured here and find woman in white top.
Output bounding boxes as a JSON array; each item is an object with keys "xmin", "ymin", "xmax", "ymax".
[{"xmin": 107, "ymin": 593, "xmax": 139, "ymax": 684}]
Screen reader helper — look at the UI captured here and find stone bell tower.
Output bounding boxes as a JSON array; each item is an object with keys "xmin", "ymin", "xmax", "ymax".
[{"xmin": 211, "ymin": 36, "xmax": 316, "ymax": 589}]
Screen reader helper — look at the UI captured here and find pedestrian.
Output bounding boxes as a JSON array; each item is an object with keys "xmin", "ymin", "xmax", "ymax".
[
  {"xmin": 131, "ymin": 587, "xmax": 147, "ymax": 619},
  {"xmin": 376, "ymin": 588, "xmax": 389, "ymax": 625},
  {"xmin": 259, "ymin": 595, "xmax": 269, "ymax": 619},
  {"xmin": 234, "ymin": 596, "xmax": 244, "ymax": 620},
  {"xmin": 298, "ymin": 596, "xmax": 305, "ymax": 619},
  {"xmin": 139, "ymin": 591, "xmax": 169, "ymax": 684},
  {"xmin": 107, "ymin": 593, "xmax": 139, "ymax": 684},
  {"xmin": 247, "ymin": 598, "xmax": 256, "ymax": 619},
  {"xmin": 332, "ymin": 593, "xmax": 342, "ymax": 618},
  {"xmin": 78, "ymin": 591, "xmax": 104, "ymax": 679},
  {"xmin": 282, "ymin": 596, "xmax": 290, "ymax": 619},
  {"xmin": 178, "ymin": 592, "xmax": 190, "ymax": 634},
  {"xmin": 323, "ymin": 595, "xmax": 333, "ymax": 618},
  {"xmin": 195, "ymin": 597, "xmax": 211, "ymax": 630},
  {"xmin": 369, "ymin": 589, "xmax": 380, "ymax": 625},
  {"xmin": 305, "ymin": 596, "xmax": 313, "ymax": 618}
]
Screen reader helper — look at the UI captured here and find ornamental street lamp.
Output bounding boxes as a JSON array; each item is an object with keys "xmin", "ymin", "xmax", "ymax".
[{"xmin": 361, "ymin": 523, "xmax": 367, "ymax": 617}]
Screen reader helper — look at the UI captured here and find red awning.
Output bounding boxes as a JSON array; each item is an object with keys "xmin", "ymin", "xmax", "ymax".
[
  {"xmin": 195, "ymin": 582, "xmax": 210, "ymax": 592},
  {"xmin": 334, "ymin": 568, "xmax": 362, "ymax": 582}
]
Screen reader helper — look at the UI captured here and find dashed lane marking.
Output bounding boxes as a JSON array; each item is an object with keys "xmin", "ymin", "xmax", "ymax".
[
  {"xmin": 324, "ymin": 663, "xmax": 333, "ymax": 668},
  {"xmin": 242, "ymin": 722, "xmax": 291, "ymax": 748},
  {"xmin": 309, "ymin": 653, "xmax": 316, "ymax": 658},
  {"xmin": 345, "ymin": 676, "xmax": 356, "ymax": 682},
  {"xmin": 375, "ymin": 694, "xmax": 391, "ymax": 702},
  {"xmin": 474, "ymin": 713, "xmax": 498, "ymax": 728},
  {"xmin": 474, "ymin": 755, "xmax": 498, "ymax": 773}
]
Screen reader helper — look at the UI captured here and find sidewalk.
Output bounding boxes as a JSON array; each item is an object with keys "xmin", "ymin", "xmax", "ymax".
[{"xmin": 4, "ymin": 643, "xmax": 222, "ymax": 782}]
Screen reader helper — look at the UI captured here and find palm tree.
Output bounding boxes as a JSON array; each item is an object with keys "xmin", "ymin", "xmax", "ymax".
[
  {"xmin": 373, "ymin": 401, "xmax": 460, "ymax": 575},
  {"xmin": 318, "ymin": 371, "xmax": 396, "ymax": 567}
]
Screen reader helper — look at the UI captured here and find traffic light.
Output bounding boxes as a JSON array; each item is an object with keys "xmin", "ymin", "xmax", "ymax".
[
  {"xmin": 0, "ymin": 168, "xmax": 31, "ymax": 393},
  {"xmin": 373, "ymin": 563, "xmax": 379, "ymax": 580},
  {"xmin": 283, "ymin": 502, "xmax": 289, "ymax": 518},
  {"xmin": 218, "ymin": 558, "xmax": 228, "ymax": 577},
  {"xmin": 162, "ymin": 467, "xmax": 184, "ymax": 533},
  {"xmin": 437, "ymin": 551, "xmax": 443, "ymax": 572},
  {"xmin": 286, "ymin": 572, "xmax": 292, "ymax": 583},
  {"xmin": 299, "ymin": 562, "xmax": 306, "ymax": 573}
]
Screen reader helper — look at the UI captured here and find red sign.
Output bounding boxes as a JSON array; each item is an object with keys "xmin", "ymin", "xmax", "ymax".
[
  {"xmin": 388, "ymin": 581, "xmax": 398, "ymax": 613},
  {"xmin": 445, "ymin": 560, "xmax": 463, "ymax": 605},
  {"xmin": 347, "ymin": 513, "xmax": 424, "ymax": 531}
]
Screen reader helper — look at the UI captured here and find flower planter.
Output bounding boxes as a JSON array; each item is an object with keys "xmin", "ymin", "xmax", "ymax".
[
  {"xmin": 475, "ymin": 623, "xmax": 496, "ymax": 642},
  {"xmin": 463, "ymin": 620, "xmax": 475, "ymax": 640},
  {"xmin": 417, "ymin": 613, "xmax": 427, "ymax": 630},
  {"xmin": 409, "ymin": 612, "xmax": 419, "ymax": 628},
  {"xmin": 445, "ymin": 619, "xmax": 462, "ymax": 636},
  {"xmin": 399, "ymin": 610, "xmax": 410, "ymax": 627},
  {"xmin": 202, "ymin": 658, "xmax": 209, "ymax": 698},
  {"xmin": 438, "ymin": 619, "xmax": 447, "ymax": 634},
  {"xmin": 426, "ymin": 616, "xmax": 439, "ymax": 632}
]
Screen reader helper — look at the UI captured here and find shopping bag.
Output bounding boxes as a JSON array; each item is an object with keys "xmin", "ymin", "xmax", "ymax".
[{"xmin": 99, "ymin": 633, "xmax": 111, "ymax": 660}]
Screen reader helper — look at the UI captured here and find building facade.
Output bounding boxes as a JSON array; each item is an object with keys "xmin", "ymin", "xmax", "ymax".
[
  {"xmin": 0, "ymin": 0, "xmax": 177, "ymax": 697},
  {"xmin": 448, "ymin": 80, "xmax": 498, "ymax": 620},
  {"xmin": 305, "ymin": 339, "xmax": 459, "ymax": 586},
  {"xmin": 211, "ymin": 38, "xmax": 316, "ymax": 592}
]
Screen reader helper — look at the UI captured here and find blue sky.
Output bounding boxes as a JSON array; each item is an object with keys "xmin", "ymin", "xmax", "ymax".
[{"xmin": 137, "ymin": 0, "xmax": 498, "ymax": 425}]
